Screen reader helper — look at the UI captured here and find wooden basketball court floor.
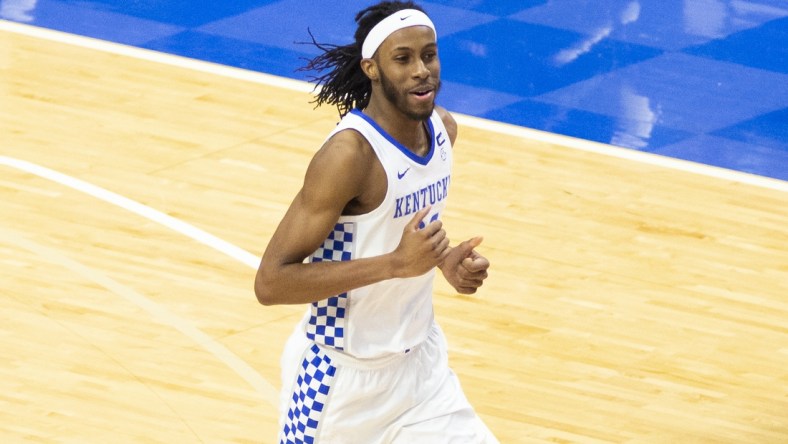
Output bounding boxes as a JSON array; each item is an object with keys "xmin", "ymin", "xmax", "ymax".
[{"xmin": 2, "ymin": 21, "xmax": 787, "ymax": 443}]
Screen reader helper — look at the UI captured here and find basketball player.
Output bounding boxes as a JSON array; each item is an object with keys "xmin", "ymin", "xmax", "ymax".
[{"xmin": 254, "ymin": 2, "xmax": 497, "ymax": 442}]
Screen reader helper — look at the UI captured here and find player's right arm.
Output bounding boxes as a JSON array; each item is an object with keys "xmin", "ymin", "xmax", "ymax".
[{"xmin": 254, "ymin": 130, "xmax": 450, "ymax": 306}]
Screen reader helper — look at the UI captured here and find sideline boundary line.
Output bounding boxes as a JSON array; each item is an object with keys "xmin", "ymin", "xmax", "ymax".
[
  {"xmin": 2, "ymin": 19, "xmax": 786, "ymax": 193},
  {"xmin": 0, "ymin": 156, "xmax": 259, "ymax": 268}
]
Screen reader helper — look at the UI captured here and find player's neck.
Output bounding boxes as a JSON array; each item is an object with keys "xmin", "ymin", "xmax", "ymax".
[{"xmin": 363, "ymin": 99, "xmax": 430, "ymax": 156}]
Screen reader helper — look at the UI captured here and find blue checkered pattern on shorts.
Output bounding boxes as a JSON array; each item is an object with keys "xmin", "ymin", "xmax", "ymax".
[
  {"xmin": 279, "ymin": 344, "xmax": 337, "ymax": 444},
  {"xmin": 306, "ymin": 223, "xmax": 354, "ymax": 350}
]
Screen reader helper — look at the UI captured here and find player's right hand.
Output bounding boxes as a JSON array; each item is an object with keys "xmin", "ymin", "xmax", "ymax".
[{"xmin": 392, "ymin": 206, "xmax": 450, "ymax": 277}]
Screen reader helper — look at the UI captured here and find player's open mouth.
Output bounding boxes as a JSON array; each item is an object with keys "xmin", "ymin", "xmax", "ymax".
[{"xmin": 410, "ymin": 87, "xmax": 434, "ymax": 100}]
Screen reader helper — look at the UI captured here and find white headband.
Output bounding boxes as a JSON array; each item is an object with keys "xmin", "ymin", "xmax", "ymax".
[{"xmin": 361, "ymin": 9, "xmax": 436, "ymax": 59}]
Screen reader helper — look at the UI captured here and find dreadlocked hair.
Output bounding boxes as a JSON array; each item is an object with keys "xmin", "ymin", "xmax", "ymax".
[{"xmin": 299, "ymin": 1, "xmax": 425, "ymax": 117}]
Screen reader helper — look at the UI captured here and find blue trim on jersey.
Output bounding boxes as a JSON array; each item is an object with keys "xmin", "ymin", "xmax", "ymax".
[{"xmin": 350, "ymin": 109, "xmax": 435, "ymax": 166}]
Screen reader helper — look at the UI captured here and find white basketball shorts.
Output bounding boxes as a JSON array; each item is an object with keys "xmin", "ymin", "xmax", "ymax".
[{"xmin": 276, "ymin": 321, "xmax": 499, "ymax": 444}]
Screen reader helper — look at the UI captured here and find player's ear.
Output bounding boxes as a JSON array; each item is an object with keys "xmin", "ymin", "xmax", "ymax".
[{"xmin": 361, "ymin": 58, "xmax": 379, "ymax": 81}]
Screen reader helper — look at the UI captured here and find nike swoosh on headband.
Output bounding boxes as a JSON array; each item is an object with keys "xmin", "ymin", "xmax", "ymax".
[{"xmin": 361, "ymin": 9, "xmax": 436, "ymax": 59}]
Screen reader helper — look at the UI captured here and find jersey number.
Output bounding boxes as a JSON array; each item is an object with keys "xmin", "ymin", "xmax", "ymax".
[{"xmin": 418, "ymin": 212, "xmax": 440, "ymax": 230}]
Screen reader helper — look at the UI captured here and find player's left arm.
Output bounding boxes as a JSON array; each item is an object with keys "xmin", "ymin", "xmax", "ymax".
[
  {"xmin": 434, "ymin": 105, "xmax": 490, "ymax": 294},
  {"xmin": 435, "ymin": 105, "xmax": 458, "ymax": 145}
]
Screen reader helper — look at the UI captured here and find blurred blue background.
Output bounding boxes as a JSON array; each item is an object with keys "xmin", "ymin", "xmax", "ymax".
[{"xmin": 3, "ymin": 0, "xmax": 786, "ymax": 180}]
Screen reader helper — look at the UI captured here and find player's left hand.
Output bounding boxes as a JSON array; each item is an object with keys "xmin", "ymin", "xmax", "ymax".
[{"xmin": 440, "ymin": 237, "xmax": 490, "ymax": 294}]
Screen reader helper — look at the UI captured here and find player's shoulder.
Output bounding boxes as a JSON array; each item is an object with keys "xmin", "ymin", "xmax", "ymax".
[
  {"xmin": 434, "ymin": 105, "xmax": 458, "ymax": 145},
  {"xmin": 325, "ymin": 124, "xmax": 371, "ymax": 152},
  {"xmin": 300, "ymin": 125, "xmax": 375, "ymax": 201},
  {"xmin": 316, "ymin": 125, "xmax": 375, "ymax": 170}
]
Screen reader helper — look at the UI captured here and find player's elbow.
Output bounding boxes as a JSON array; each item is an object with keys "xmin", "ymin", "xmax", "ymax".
[
  {"xmin": 254, "ymin": 269, "xmax": 279, "ymax": 306},
  {"xmin": 254, "ymin": 283, "xmax": 277, "ymax": 306}
]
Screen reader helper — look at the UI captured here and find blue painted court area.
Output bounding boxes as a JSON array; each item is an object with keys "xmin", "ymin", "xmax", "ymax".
[{"xmin": 3, "ymin": 0, "xmax": 787, "ymax": 180}]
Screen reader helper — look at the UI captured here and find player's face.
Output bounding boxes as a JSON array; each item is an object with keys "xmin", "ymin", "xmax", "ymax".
[{"xmin": 376, "ymin": 26, "xmax": 441, "ymax": 121}]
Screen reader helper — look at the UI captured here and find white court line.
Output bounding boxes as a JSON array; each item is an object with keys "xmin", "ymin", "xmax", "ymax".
[
  {"xmin": 452, "ymin": 114, "xmax": 788, "ymax": 193},
  {"xmin": 0, "ymin": 226, "xmax": 280, "ymax": 408},
  {"xmin": 0, "ymin": 156, "xmax": 278, "ymax": 407},
  {"xmin": 0, "ymin": 157, "xmax": 259, "ymax": 269},
  {"xmin": 2, "ymin": 19, "xmax": 787, "ymax": 193}
]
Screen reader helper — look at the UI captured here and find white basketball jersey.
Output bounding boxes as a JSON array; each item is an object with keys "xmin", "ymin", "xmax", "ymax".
[{"xmin": 300, "ymin": 109, "xmax": 453, "ymax": 359}]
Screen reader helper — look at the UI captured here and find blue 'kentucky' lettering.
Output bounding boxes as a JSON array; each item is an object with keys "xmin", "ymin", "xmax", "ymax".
[{"xmin": 394, "ymin": 174, "xmax": 451, "ymax": 218}]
